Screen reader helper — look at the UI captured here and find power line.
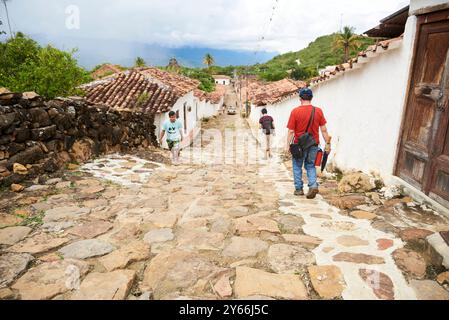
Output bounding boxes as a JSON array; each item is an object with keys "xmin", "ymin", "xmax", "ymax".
[{"xmin": 254, "ymin": 0, "xmax": 280, "ymax": 57}]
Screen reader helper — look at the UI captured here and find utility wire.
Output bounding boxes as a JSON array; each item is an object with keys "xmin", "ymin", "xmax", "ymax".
[
  {"xmin": 1, "ymin": 0, "xmax": 13, "ymax": 38},
  {"xmin": 254, "ymin": 0, "xmax": 280, "ymax": 57}
]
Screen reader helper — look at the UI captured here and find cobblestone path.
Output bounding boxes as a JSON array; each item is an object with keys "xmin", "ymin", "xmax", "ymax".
[{"xmin": 1, "ymin": 91, "xmax": 448, "ymax": 300}]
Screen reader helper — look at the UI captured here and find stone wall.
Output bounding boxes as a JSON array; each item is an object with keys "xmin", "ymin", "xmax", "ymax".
[{"xmin": 0, "ymin": 92, "xmax": 157, "ymax": 186}]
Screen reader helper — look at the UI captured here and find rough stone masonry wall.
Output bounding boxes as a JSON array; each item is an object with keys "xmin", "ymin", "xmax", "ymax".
[{"xmin": 0, "ymin": 92, "xmax": 157, "ymax": 187}]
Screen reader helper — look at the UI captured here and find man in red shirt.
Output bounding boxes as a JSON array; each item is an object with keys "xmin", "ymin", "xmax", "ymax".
[{"xmin": 286, "ymin": 88, "xmax": 331, "ymax": 199}]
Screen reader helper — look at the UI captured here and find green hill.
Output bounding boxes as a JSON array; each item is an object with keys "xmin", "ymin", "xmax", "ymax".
[{"xmin": 250, "ymin": 33, "xmax": 377, "ymax": 82}]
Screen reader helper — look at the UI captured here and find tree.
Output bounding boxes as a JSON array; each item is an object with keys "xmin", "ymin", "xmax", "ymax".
[
  {"xmin": 291, "ymin": 66, "xmax": 316, "ymax": 81},
  {"xmin": 0, "ymin": 32, "xmax": 40, "ymax": 85},
  {"xmin": 0, "ymin": 33, "xmax": 91, "ymax": 99},
  {"xmin": 135, "ymin": 57, "xmax": 146, "ymax": 67},
  {"xmin": 14, "ymin": 46, "xmax": 91, "ymax": 99},
  {"xmin": 203, "ymin": 53, "xmax": 215, "ymax": 70},
  {"xmin": 332, "ymin": 26, "xmax": 362, "ymax": 63},
  {"xmin": 2, "ymin": 0, "xmax": 13, "ymax": 38}
]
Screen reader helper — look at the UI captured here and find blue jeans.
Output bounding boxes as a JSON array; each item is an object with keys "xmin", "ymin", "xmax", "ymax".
[{"xmin": 292, "ymin": 146, "xmax": 319, "ymax": 190}]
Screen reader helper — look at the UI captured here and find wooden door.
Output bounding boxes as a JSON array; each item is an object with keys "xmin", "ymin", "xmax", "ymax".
[{"xmin": 396, "ymin": 9, "xmax": 449, "ymax": 207}]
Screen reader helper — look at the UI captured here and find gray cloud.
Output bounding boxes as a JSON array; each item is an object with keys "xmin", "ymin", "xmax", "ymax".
[{"xmin": 2, "ymin": 0, "xmax": 409, "ymax": 53}]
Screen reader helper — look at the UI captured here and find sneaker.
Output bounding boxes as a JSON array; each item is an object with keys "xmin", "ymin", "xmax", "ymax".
[
  {"xmin": 294, "ymin": 189, "xmax": 304, "ymax": 196},
  {"xmin": 306, "ymin": 188, "xmax": 319, "ymax": 199}
]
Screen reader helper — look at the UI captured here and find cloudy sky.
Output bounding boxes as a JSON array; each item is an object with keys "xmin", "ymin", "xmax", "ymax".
[{"xmin": 0, "ymin": 0, "xmax": 410, "ymax": 67}]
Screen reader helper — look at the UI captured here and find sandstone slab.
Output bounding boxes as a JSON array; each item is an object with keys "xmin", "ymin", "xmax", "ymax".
[
  {"xmin": 59, "ymin": 239, "xmax": 114, "ymax": 259},
  {"xmin": 359, "ymin": 269, "xmax": 395, "ymax": 300},
  {"xmin": 282, "ymin": 234, "xmax": 322, "ymax": 247},
  {"xmin": 70, "ymin": 270, "xmax": 136, "ymax": 300},
  {"xmin": 141, "ymin": 249, "xmax": 226, "ymax": 299},
  {"xmin": 234, "ymin": 215, "xmax": 280, "ymax": 234},
  {"xmin": 308, "ymin": 265, "xmax": 346, "ymax": 299},
  {"xmin": 234, "ymin": 267, "xmax": 308, "ymax": 300},
  {"xmin": 399, "ymin": 228, "xmax": 433, "ymax": 242},
  {"xmin": 143, "ymin": 228, "xmax": 175, "ymax": 244},
  {"xmin": 144, "ymin": 212, "xmax": 178, "ymax": 228},
  {"xmin": 43, "ymin": 206, "xmax": 90, "ymax": 223},
  {"xmin": 277, "ymin": 215, "xmax": 305, "ymax": 234},
  {"xmin": 377, "ymin": 239, "xmax": 394, "ymax": 251},
  {"xmin": 12, "ymin": 259, "xmax": 89, "ymax": 300},
  {"xmin": 0, "ymin": 226, "xmax": 32, "ymax": 245},
  {"xmin": 9, "ymin": 233, "xmax": 69, "ymax": 254},
  {"xmin": 0, "ymin": 288, "xmax": 14, "ymax": 299},
  {"xmin": 437, "ymin": 272, "xmax": 449, "ymax": 285},
  {"xmin": 333, "ymin": 252, "xmax": 385, "ymax": 265},
  {"xmin": 350, "ymin": 211, "xmax": 377, "ymax": 220},
  {"xmin": 177, "ymin": 229, "xmax": 225, "ymax": 251},
  {"xmin": 328, "ymin": 195, "xmax": 367, "ymax": 210},
  {"xmin": 322, "ymin": 221, "xmax": 357, "ymax": 232},
  {"xmin": 336, "ymin": 235, "xmax": 369, "ymax": 247},
  {"xmin": 222, "ymin": 237, "xmax": 269, "ymax": 258},
  {"xmin": 213, "ymin": 274, "xmax": 233, "ymax": 298},
  {"xmin": 410, "ymin": 280, "xmax": 449, "ymax": 300},
  {"xmin": 99, "ymin": 241, "xmax": 150, "ymax": 272},
  {"xmin": 11, "ymin": 184, "xmax": 24, "ymax": 192},
  {"xmin": 267, "ymin": 244, "xmax": 315, "ymax": 274},
  {"xmin": 0, "ymin": 253, "xmax": 34, "ymax": 288},
  {"xmin": 68, "ymin": 221, "xmax": 113, "ymax": 239},
  {"xmin": 0, "ymin": 213, "xmax": 23, "ymax": 228},
  {"xmin": 392, "ymin": 248, "xmax": 427, "ymax": 279}
]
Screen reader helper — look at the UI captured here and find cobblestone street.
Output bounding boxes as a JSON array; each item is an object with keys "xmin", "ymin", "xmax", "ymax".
[{"xmin": 1, "ymin": 89, "xmax": 449, "ymax": 300}]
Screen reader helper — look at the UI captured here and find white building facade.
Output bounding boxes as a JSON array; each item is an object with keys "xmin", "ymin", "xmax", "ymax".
[{"xmin": 310, "ymin": 0, "xmax": 449, "ymax": 213}]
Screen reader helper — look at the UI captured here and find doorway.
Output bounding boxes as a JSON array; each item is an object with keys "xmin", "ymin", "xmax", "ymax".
[{"xmin": 395, "ymin": 9, "xmax": 449, "ymax": 208}]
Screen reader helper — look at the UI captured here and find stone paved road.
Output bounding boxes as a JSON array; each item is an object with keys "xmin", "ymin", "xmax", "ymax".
[{"xmin": 1, "ymin": 89, "xmax": 449, "ymax": 300}]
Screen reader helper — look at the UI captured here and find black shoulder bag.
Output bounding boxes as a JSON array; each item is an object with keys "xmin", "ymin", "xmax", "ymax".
[{"xmin": 289, "ymin": 107, "xmax": 317, "ymax": 159}]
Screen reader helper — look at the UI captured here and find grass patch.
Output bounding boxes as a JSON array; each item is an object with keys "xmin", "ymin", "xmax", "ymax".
[{"xmin": 19, "ymin": 211, "xmax": 45, "ymax": 228}]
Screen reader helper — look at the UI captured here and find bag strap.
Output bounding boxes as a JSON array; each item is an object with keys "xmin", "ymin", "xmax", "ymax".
[{"xmin": 305, "ymin": 107, "xmax": 315, "ymax": 134}]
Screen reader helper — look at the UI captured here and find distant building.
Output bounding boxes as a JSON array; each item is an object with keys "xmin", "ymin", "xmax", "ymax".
[
  {"xmin": 91, "ymin": 64, "xmax": 123, "ymax": 80},
  {"xmin": 167, "ymin": 58, "xmax": 181, "ymax": 72},
  {"xmin": 213, "ymin": 75, "xmax": 231, "ymax": 86}
]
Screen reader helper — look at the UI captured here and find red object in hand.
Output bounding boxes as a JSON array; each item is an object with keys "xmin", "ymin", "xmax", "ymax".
[{"xmin": 315, "ymin": 149, "xmax": 323, "ymax": 167}]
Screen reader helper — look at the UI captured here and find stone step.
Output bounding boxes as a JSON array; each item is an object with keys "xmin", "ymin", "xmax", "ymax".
[{"xmin": 425, "ymin": 233, "xmax": 449, "ymax": 269}]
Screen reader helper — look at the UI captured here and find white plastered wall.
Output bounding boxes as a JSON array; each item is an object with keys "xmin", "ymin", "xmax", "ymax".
[{"xmin": 309, "ymin": 15, "xmax": 418, "ymax": 183}]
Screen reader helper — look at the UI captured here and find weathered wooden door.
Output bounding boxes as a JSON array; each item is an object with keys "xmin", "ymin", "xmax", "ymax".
[{"xmin": 396, "ymin": 9, "xmax": 449, "ymax": 208}]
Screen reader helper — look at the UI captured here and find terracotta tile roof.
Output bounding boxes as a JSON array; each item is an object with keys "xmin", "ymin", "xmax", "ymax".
[
  {"xmin": 194, "ymin": 89, "xmax": 208, "ymax": 101},
  {"xmin": 213, "ymin": 75, "xmax": 231, "ymax": 80},
  {"xmin": 137, "ymin": 67, "xmax": 200, "ymax": 96},
  {"xmin": 91, "ymin": 64, "xmax": 123, "ymax": 80},
  {"xmin": 194, "ymin": 84, "xmax": 227, "ymax": 104},
  {"xmin": 310, "ymin": 36, "xmax": 403, "ymax": 86},
  {"xmin": 208, "ymin": 84, "xmax": 227, "ymax": 104},
  {"xmin": 248, "ymin": 79, "xmax": 306, "ymax": 106},
  {"xmin": 84, "ymin": 69, "xmax": 195, "ymax": 114},
  {"xmin": 82, "ymin": 67, "xmax": 200, "ymax": 114}
]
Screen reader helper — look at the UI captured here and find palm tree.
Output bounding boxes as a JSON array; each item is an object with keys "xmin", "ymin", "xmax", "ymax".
[
  {"xmin": 203, "ymin": 53, "xmax": 215, "ymax": 70},
  {"xmin": 2, "ymin": 0, "xmax": 13, "ymax": 38},
  {"xmin": 332, "ymin": 26, "xmax": 362, "ymax": 63},
  {"xmin": 134, "ymin": 57, "xmax": 146, "ymax": 67}
]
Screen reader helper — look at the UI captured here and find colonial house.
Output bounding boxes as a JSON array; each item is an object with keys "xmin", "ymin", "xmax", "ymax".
[
  {"xmin": 194, "ymin": 84, "xmax": 227, "ymax": 119},
  {"xmin": 213, "ymin": 75, "xmax": 231, "ymax": 86},
  {"xmin": 309, "ymin": 0, "xmax": 449, "ymax": 214},
  {"xmin": 81, "ymin": 67, "xmax": 224, "ymax": 149},
  {"xmin": 246, "ymin": 78, "xmax": 306, "ymax": 150}
]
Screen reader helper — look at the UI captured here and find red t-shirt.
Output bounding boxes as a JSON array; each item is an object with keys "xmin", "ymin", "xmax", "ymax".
[{"xmin": 287, "ymin": 105, "xmax": 327, "ymax": 145}]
